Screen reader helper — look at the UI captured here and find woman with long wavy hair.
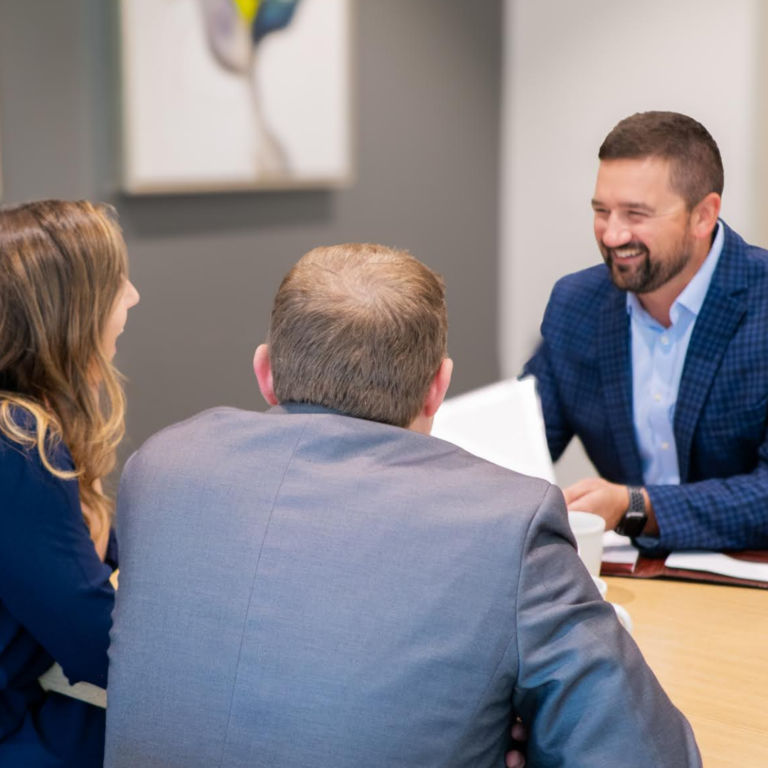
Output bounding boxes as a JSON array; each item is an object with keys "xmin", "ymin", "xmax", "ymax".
[{"xmin": 0, "ymin": 199, "xmax": 139, "ymax": 767}]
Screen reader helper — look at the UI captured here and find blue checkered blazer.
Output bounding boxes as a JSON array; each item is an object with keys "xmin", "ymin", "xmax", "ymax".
[{"xmin": 524, "ymin": 222, "xmax": 768, "ymax": 551}]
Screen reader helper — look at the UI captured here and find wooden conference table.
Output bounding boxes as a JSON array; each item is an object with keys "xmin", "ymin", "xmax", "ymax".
[{"xmin": 604, "ymin": 577, "xmax": 768, "ymax": 768}]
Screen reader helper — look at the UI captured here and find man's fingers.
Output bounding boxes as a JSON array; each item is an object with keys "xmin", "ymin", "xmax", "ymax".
[
  {"xmin": 566, "ymin": 491, "xmax": 600, "ymax": 513},
  {"xmin": 563, "ymin": 478, "xmax": 599, "ymax": 504},
  {"xmin": 506, "ymin": 719, "xmax": 527, "ymax": 768},
  {"xmin": 566, "ymin": 489, "xmax": 600, "ymax": 510}
]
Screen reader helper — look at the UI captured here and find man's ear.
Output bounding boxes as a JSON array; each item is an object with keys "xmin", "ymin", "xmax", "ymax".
[
  {"xmin": 253, "ymin": 344, "xmax": 278, "ymax": 406},
  {"xmin": 692, "ymin": 192, "xmax": 721, "ymax": 239},
  {"xmin": 423, "ymin": 357, "xmax": 453, "ymax": 419}
]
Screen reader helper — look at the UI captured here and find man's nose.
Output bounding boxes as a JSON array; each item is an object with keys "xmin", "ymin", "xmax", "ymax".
[{"xmin": 600, "ymin": 214, "xmax": 632, "ymax": 248}]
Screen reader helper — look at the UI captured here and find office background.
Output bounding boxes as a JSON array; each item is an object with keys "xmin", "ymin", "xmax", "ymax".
[
  {"xmin": 0, "ymin": 0, "xmax": 502, "ymax": 463},
  {"xmin": 1, "ymin": 0, "xmax": 767, "ymax": 482}
]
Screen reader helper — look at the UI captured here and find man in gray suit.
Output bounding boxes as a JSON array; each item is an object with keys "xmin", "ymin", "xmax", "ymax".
[{"xmin": 105, "ymin": 244, "xmax": 700, "ymax": 768}]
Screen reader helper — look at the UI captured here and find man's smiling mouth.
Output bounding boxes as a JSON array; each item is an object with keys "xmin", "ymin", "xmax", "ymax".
[{"xmin": 608, "ymin": 244, "xmax": 648, "ymax": 261}]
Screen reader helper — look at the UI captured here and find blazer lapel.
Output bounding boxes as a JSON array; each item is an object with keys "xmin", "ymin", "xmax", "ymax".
[
  {"xmin": 599, "ymin": 289, "xmax": 644, "ymax": 484},
  {"xmin": 675, "ymin": 225, "xmax": 748, "ymax": 482}
]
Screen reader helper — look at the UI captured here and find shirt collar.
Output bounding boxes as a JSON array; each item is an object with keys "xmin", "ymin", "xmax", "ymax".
[
  {"xmin": 675, "ymin": 220, "xmax": 724, "ymax": 316},
  {"xmin": 626, "ymin": 220, "xmax": 724, "ymax": 324}
]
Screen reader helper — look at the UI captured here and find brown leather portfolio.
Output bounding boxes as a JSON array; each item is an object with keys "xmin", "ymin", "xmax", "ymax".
[{"xmin": 601, "ymin": 550, "xmax": 768, "ymax": 589}]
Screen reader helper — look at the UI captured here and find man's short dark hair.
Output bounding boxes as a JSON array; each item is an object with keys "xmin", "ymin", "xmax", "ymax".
[
  {"xmin": 599, "ymin": 111, "xmax": 724, "ymax": 208},
  {"xmin": 268, "ymin": 243, "xmax": 448, "ymax": 428}
]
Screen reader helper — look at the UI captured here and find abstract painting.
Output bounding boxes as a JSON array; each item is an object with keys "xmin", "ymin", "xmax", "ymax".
[{"xmin": 120, "ymin": 0, "xmax": 352, "ymax": 193}]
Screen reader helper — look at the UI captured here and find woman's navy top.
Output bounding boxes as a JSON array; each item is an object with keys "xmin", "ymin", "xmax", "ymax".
[{"xmin": 0, "ymin": 426, "xmax": 115, "ymax": 767}]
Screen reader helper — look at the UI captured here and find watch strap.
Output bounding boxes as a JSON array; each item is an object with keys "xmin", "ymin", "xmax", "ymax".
[{"xmin": 615, "ymin": 486, "xmax": 647, "ymax": 537}]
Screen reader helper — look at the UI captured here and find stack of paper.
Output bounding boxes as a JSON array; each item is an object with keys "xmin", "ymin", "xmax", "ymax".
[
  {"xmin": 665, "ymin": 551, "xmax": 768, "ymax": 583},
  {"xmin": 602, "ymin": 531, "xmax": 640, "ymax": 569}
]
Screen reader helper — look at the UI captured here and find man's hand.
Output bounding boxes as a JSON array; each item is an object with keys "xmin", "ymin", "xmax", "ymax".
[
  {"xmin": 563, "ymin": 478, "xmax": 629, "ymax": 530},
  {"xmin": 564, "ymin": 479, "xmax": 658, "ymax": 535},
  {"xmin": 506, "ymin": 719, "xmax": 527, "ymax": 768}
]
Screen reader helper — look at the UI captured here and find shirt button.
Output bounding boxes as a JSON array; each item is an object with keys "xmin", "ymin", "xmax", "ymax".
[
  {"xmin": 661, "ymin": 442, "xmax": 670, "ymax": 450},
  {"xmin": 654, "ymin": 393, "xmax": 662, "ymax": 402},
  {"xmin": 660, "ymin": 335, "xmax": 670, "ymax": 345}
]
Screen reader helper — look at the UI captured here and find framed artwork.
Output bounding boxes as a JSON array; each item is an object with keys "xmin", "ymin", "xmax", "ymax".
[{"xmin": 119, "ymin": 0, "xmax": 353, "ymax": 193}]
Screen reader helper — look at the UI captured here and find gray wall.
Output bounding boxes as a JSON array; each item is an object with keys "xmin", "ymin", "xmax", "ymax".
[{"xmin": 0, "ymin": 0, "xmax": 502, "ymax": 463}]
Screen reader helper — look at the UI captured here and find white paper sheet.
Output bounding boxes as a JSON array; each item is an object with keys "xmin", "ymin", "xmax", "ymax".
[
  {"xmin": 665, "ymin": 551, "xmax": 768, "ymax": 583},
  {"xmin": 602, "ymin": 531, "xmax": 640, "ymax": 568},
  {"xmin": 431, "ymin": 377, "xmax": 556, "ymax": 483},
  {"xmin": 38, "ymin": 663, "xmax": 107, "ymax": 708}
]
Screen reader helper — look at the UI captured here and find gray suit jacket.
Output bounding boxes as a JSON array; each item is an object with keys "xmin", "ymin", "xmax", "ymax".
[{"xmin": 105, "ymin": 404, "xmax": 700, "ymax": 767}]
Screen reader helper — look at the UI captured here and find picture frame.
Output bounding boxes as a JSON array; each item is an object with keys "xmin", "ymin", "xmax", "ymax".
[
  {"xmin": 119, "ymin": 0, "xmax": 353, "ymax": 194},
  {"xmin": 0, "ymin": 106, "xmax": 4, "ymax": 200}
]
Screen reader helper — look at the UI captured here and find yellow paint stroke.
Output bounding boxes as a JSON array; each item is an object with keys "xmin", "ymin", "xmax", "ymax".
[{"xmin": 234, "ymin": 0, "xmax": 259, "ymax": 25}]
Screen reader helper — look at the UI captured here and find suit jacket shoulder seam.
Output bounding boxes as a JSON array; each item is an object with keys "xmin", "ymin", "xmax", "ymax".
[{"xmin": 215, "ymin": 414, "xmax": 312, "ymax": 767}]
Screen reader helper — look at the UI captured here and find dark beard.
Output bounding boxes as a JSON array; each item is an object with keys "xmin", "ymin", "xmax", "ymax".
[{"xmin": 603, "ymin": 242, "xmax": 691, "ymax": 294}]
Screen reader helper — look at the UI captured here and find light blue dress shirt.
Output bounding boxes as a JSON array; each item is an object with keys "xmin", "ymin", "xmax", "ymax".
[{"xmin": 627, "ymin": 222, "xmax": 724, "ymax": 486}]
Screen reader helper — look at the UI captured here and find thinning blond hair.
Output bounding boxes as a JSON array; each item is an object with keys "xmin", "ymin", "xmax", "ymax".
[
  {"xmin": 0, "ymin": 200, "xmax": 129, "ymax": 545},
  {"xmin": 268, "ymin": 243, "xmax": 448, "ymax": 427}
]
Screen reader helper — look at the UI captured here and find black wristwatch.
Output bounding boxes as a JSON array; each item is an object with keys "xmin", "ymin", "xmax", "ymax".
[{"xmin": 615, "ymin": 486, "xmax": 648, "ymax": 538}]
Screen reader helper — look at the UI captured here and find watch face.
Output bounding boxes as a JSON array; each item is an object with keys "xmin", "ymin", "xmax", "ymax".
[{"xmin": 618, "ymin": 511, "xmax": 647, "ymax": 538}]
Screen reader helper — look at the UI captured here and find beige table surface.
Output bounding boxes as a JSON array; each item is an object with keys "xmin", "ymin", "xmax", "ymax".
[{"xmin": 604, "ymin": 577, "xmax": 768, "ymax": 768}]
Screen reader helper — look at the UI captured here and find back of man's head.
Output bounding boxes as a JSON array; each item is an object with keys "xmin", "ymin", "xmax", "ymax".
[
  {"xmin": 599, "ymin": 111, "xmax": 724, "ymax": 209},
  {"xmin": 267, "ymin": 243, "xmax": 448, "ymax": 428}
]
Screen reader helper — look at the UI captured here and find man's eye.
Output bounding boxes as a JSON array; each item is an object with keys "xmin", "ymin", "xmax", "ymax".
[{"xmin": 628, "ymin": 210, "xmax": 647, "ymax": 219}]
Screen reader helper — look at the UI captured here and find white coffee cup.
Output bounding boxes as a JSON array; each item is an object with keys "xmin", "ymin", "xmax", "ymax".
[
  {"xmin": 612, "ymin": 604, "xmax": 633, "ymax": 634},
  {"xmin": 591, "ymin": 575, "xmax": 608, "ymax": 598},
  {"xmin": 591, "ymin": 575, "xmax": 633, "ymax": 633},
  {"xmin": 568, "ymin": 511, "xmax": 606, "ymax": 576}
]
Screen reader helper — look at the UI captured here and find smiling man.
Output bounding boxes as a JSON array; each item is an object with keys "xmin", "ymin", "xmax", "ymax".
[{"xmin": 524, "ymin": 111, "xmax": 768, "ymax": 552}]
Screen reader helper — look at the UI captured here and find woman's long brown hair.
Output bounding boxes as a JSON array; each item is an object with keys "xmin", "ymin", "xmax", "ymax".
[{"xmin": 0, "ymin": 200, "xmax": 129, "ymax": 547}]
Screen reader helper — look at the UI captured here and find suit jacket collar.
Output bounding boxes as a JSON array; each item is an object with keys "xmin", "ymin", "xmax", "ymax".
[
  {"xmin": 599, "ymin": 221, "xmax": 749, "ymax": 484},
  {"xmin": 674, "ymin": 221, "xmax": 748, "ymax": 480},
  {"xmin": 599, "ymin": 289, "xmax": 644, "ymax": 484},
  {"xmin": 267, "ymin": 402, "xmax": 349, "ymax": 418}
]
